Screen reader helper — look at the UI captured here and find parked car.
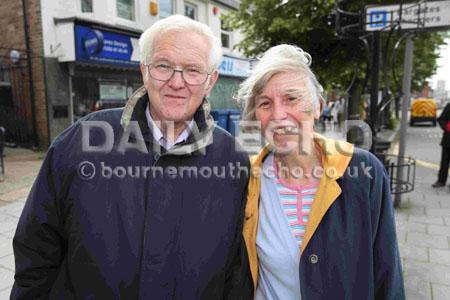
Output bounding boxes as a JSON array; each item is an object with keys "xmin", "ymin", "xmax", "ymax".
[{"xmin": 410, "ymin": 98, "xmax": 437, "ymax": 126}]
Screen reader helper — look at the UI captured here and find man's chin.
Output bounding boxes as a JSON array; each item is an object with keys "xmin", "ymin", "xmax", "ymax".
[{"xmin": 161, "ymin": 113, "xmax": 191, "ymax": 126}]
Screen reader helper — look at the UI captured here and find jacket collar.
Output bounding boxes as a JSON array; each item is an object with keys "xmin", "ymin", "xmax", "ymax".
[{"xmin": 250, "ymin": 133, "xmax": 354, "ymax": 253}]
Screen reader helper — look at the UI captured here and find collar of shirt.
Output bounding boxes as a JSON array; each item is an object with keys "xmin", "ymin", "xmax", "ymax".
[{"xmin": 145, "ymin": 103, "xmax": 194, "ymax": 150}]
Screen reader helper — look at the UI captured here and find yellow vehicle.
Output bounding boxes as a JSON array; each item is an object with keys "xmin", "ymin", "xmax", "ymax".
[{"xmin": 410, "ymin": 98, "xmax": 437, "ymax": 126}]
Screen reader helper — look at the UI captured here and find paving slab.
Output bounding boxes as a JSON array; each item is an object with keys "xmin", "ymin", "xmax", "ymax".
[
  {"xmin": 403, "ymin": 260, "xmax": 450, "ymax": 286},
  {"xmin": 398, "ymin": 243, "xmax": 429, "ymax": 262},
  {"xmin": 0, "ymin": 288, "xmax": 11, "ymax": 300},
  {"xmin": 426, "ymin": 208, "xmax": 450, "ymax": 217},
  {"xmin": 408, "ymin": 215, "xmax": 445, "ymax": 225},
  {"xmin": 406, "ymin": 232, "xmax": 450, "ymax": 249},
  {"xmin": 0, "ymin": 214, "xmax": 18, "ymax": 234},
  {"xmin": 0, "ymin": 235, "xmax": 13, "ymax": 259},
  {"xmin": 427, "ymin": 224, "xmax": 450, "ymax": 237},
  {"xmin": 0, "ymin": 267, "xmax": 14, "ymax": 292},
  {"xmin": 0, "ymin": 202, "xmax": 25, "ymax": 219},
  {"xmin": 0, "ymin": 229, "xmax": 16, "ymax": 240},
  {"xmin": 445, "ymin": 217, "xmax": 450, "ymax": 226},
  {"xmin": 396, "ymin": 220, "xmax": 427, "ymax": 233},
  {"xmin": 439, "ymin": 201, "xmax": 450, "ymax": 209},
  {"xmin": 429, "ymin": 248, "xmax": 450, "ymax": 266},
  {"xmin": 0, "ymin": 254, "xmax": 14, "ymax": 272},
  {"xmin": 431, "ymin": 283, "xmax": 450, "ymax": 300},
  {"xmin": 403, "ymin": 274, "xmax": 432, "ymax": 300}
]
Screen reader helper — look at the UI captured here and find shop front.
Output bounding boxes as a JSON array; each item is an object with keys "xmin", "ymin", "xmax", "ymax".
[
  {"xmin": 46, "ymin": 19, "xmax": 142, "ymax": 141},
  {"xmin": 209, "ymin": 55, "xmax": 252, "ymax": 109}
]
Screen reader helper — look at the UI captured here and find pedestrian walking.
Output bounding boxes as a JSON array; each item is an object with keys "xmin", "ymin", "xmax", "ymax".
[
  {"xmin": 432, "ymin": 102, "xmax": 450, "ymax": 188},
  {"xmin": 320, "ymin": 101, "xmax": 332, "ymax": 129}
]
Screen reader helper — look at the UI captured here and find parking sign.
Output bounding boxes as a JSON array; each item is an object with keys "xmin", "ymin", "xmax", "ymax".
[
  {"xmin": 369, "ymin": 10, "xmax": 388, "ymax": 28},
  {"xmin": 365, "ymin": 1, "xmax": 450, "ymax": 31}
]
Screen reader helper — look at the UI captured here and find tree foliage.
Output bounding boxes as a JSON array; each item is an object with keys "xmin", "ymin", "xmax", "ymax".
[{"xmin": 225, "ymin": 0, "xmax": 448, "ymax": 93}]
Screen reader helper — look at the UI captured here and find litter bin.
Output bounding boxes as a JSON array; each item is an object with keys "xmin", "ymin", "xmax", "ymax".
[
  {"xmin": 210, "ymin": 109, "xmax": 229, "ymax": 131},
  {"xmin": 227, "ymin": 109, "xmax": 241, "ymax": 136}
]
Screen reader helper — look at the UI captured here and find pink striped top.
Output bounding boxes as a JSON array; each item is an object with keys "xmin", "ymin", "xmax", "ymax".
[{"xmin": 274, "ymin": 160, "xmax": 320, "ymax": 249}]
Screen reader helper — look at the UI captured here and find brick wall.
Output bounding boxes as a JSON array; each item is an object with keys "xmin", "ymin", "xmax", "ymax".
[{"xmin": 0, "ymin": 0, "xmax": 49, "ymax": 148}]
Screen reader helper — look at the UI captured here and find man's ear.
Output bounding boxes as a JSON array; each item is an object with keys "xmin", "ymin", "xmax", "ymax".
[
  {"xmin": 140, "ymin": 62, "xmax": 147, "ymax": 81},
  {"xmin": 205, "ymin": 70, "xmax": 219, "ymax": 95}
]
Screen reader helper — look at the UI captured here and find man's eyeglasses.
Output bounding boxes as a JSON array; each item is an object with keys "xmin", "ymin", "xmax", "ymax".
[{"xmin": 145, "ymin": 63, "xmax": 211, "ymax": 86}]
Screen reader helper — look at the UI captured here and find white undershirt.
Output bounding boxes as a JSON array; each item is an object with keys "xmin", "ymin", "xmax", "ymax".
[{"xmin": 145, "ymin": 104, "xmax": 194, "ymax": 150}]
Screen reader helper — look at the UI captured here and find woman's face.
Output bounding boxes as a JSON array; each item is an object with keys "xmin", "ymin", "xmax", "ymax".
[{"xmin": 254, "ymin": 72, "xmax": 320, "ymax": 154}]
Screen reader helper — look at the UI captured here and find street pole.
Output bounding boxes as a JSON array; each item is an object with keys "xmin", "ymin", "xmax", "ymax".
[
  {"xmin": 394, "ymin": 33, "xmax": 414, "ymax": 208},
  {"xmin": 369, "ymin": 31, "xmax": 381, "ymax": 153},
  {"xmin": 22, "ymin": 0, "xmax": 39, "ymax": 148}
]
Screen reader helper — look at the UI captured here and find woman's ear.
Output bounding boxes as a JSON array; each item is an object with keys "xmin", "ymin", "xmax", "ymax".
[{"xmin": 315, "ymin": 95, "xmax": 325, "ymax": 119}]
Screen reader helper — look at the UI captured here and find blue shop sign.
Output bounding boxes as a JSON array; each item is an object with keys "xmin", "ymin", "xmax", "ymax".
[
  {"xmin": 75, "ymin": 24, "xmax": 139, "ymax": 67},
  {"xmin": 218, "ymin": 56, "xmax": 251, "ymax": 77}
]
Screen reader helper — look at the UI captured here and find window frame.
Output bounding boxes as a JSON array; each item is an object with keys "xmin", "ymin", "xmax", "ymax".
[
  {"xmin": 184, "ymin": 2, "xmax": 198, "ymax": 20},
  {"xmin": 80, "ymin": 0, "xmax": 93, "ymax": 13},
  {"xmin": 116, "ymin": 0, "xmax": 136, "ymax": 21},
  {"xmin": 159, "ymin": 0, "xmax": 174, "ymax": 19},
  {"xmin": 220, "ymin": 18, "xmax": 232, "ymax": 49}
]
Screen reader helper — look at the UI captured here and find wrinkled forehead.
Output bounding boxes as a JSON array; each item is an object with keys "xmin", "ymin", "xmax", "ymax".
[
  {"xmin": 258, "ymin": 72, "xmax": 310, "ymax": 98},
  {"xmin": 151, "ymin": 29, "xmax": 211, "ymax": 65}
]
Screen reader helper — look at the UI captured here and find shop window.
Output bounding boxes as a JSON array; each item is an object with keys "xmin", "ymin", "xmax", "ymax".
[
  {"xmin": 221, "ymin": 33, "xmax": 230, "ymax": 49},
  {"xmin": 221, "ymin": 18, "xmax": 232, "ymax": 49},
  {"xmin": 184, "ymin": 2, "xmax": 197, "ymax": 20},
  {"xmin": 117, "ymin": 0, "xmax": 135, "ymax": 21},
  {"xmin": 100, "ymin": 83, "xmax": 127, "ymax": 100},
  {"xmin": 159, "ymin": 0, "xmax": 173, "ymax": 19},
  {"xmin": 0, "ymin": 69, "xmax": 10, "ymax": 85},
  {"xmin": 81, "ymin": 0, "xmax": 93, "ymax": 13}
]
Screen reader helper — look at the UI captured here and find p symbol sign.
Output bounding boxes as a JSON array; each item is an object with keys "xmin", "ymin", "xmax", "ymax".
[{"xmin": 369, "ymin": 11, "xmax": 387, "ymax": 28}]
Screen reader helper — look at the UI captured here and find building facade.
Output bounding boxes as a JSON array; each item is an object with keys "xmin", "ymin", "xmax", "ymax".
[{"xmin": 0, "ymin": 0, "xmax": 251, "ymax": 148}]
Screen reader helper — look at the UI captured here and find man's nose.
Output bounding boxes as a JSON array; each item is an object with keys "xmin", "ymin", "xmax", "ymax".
[{"xmin": 168, "ymin": 70, "xmax": 186, "ymax": 89}]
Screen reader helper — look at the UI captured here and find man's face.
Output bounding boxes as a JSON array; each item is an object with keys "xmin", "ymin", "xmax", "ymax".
[{"xmin": 140, "ymin": 30, "xmax": 218, "ymax": 126}]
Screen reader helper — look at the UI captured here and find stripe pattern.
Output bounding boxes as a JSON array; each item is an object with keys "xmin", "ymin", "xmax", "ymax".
[{"xmin": 275, "ymin": 180, "xmax": 319, "ymax": 249}]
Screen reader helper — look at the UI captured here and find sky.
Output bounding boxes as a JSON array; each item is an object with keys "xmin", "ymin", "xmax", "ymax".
[{"xmin": 428, "ymin": 37, "xmax": 450, "ymax": 90}]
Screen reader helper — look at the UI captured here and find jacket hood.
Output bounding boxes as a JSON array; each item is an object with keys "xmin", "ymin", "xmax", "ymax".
[{"xmin": 120, "ymin": 86, "xmax": 216, "ymax": 155}]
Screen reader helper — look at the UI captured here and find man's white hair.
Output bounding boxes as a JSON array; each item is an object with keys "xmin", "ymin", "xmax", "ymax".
[
  {"xmin": 139, "ymin": 14, "xmax": 222, "ymax": 70},
  {"xmin": 238, "ymin": 44, "xmax": 325, "ymax": 121}
]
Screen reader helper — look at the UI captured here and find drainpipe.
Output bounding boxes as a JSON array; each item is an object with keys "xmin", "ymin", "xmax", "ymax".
[{"xmin": 21, "ymin": 0, "xmax": 39, "ymax": 148}]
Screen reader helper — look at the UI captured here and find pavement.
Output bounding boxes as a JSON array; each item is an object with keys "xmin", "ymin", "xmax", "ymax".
[
  {"xmin": 0, "ymin": 147, "xmax": 44, "ymax": 298},
  {"xmin": 0, "ymin": 126, "xmax": 450, "ymax": 299}
]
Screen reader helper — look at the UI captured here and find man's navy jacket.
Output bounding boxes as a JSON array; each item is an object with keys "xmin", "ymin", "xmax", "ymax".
[{"xmin": 11, "ymin": 87, "xmax": 253, "ymax": 299}]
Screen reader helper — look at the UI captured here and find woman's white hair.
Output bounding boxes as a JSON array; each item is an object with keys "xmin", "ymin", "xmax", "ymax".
[
  {"xmin": 238, "ymin": 44, "xmax": 325, "ymax": 121},
  {"xmin": 139, "ymin": 14, "xmax": 222, "ymax": 70}
]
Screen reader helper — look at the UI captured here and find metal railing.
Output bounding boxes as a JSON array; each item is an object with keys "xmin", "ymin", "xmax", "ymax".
[{"xmin": 376, "ymin": 153, "xmax": 416, "ymax": 195}]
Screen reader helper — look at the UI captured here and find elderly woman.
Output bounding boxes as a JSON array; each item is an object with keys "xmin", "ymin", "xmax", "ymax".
[{"xmin": 238, "ymin": 45, "xmax": 404, "ymax": 299}]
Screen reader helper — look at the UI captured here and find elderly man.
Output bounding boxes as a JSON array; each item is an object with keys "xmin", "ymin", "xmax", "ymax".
[{"xmin": 11, "ymin": 15, "xmax": 252, "ymax": 299}]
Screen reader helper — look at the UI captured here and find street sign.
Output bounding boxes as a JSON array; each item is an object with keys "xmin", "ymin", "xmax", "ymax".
[{"xmin": 365, "ymin": 0, "xmax": 450, "ymax": 31}]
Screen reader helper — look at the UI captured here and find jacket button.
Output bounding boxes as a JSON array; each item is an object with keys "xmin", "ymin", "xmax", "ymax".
[{"xmin": 309, "ymin": 254, "xmax": 319, "ymax": 264}]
